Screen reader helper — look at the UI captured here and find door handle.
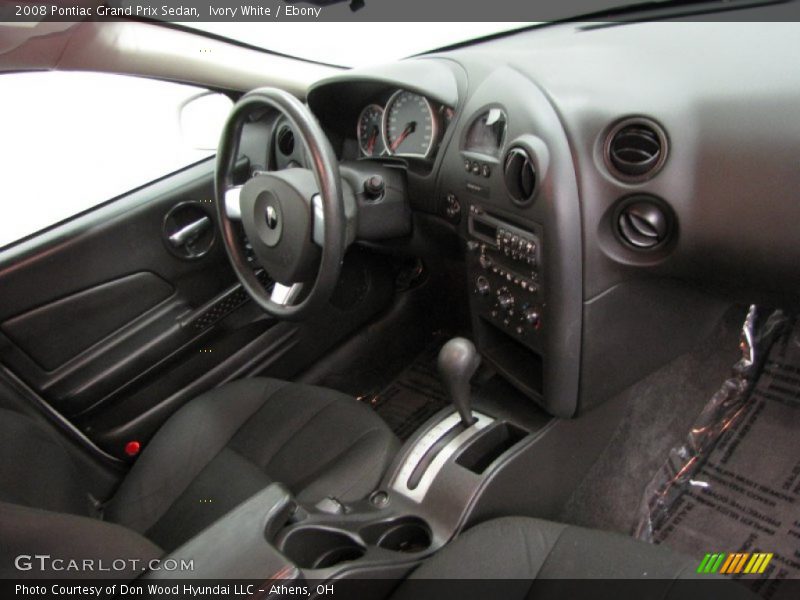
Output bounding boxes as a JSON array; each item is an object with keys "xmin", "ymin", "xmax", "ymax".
[{"xmin": 168, "ymin": 215, "xmax": 211, "ymax": 248}]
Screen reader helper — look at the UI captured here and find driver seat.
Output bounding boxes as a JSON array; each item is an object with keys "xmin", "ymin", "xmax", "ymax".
[{"xmin": 0, "ymin": 377, "xmax": 399, "ymax": 572}]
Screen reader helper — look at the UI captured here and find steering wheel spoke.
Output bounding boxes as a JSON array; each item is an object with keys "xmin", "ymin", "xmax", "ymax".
[
  {"xmin": 224, "ymin": 186, "xmax": 243, "ymax": 220},
  {"xmin": 311, "ymin": 194, "xmax": 325, "ymax": 247},
  {"xmin": 270, "ymin": 282, "xmax": 303, "ymax": 306}
]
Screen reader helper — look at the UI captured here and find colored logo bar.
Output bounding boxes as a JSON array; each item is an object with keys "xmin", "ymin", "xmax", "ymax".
[{"xmin": 697, "ymin": 552, "xmax": 773, "ymax": 575}]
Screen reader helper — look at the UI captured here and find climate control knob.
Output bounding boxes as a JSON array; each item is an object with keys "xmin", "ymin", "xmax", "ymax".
[
  {"xmin": 524, "ymin": 308, "xmax": 541, "ymax": 328},
  {"xmin": 497, "ymin": 293, "xmax": 515, "ymax": 311}
]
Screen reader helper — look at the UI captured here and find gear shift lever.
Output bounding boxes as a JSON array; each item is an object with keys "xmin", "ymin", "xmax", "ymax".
[{"xmin": 437, "ymin": 337, "xmax": 481, "ymax": 427}]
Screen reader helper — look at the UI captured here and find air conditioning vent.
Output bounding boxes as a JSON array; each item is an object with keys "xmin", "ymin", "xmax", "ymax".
[
  {"xmin": 277, "ymin": 126, "xmax": 295, "ymax": 156},
  {"xmin": 616, "ymin": 198, "xmax": 670, "ymax": 250},
  {"xmin": 605, "ymin": 118, "xmax": 667, "ymax": 181},
  {"xmin": 503, "ymin": 148, "xmax": 536, "ymax": 205}
]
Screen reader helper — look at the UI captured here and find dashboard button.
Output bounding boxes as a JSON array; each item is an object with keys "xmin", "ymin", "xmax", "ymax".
[
  {"xmin": 524, "ymin": 308, "xmax": 542, "ymax": 328},
  {"xmin": 497, "ymin": 293, "xmax": 514, "ymax": 310},
  {"xmin": 445, "ymin": 193, "xmax": 461, "ymax": 219}
]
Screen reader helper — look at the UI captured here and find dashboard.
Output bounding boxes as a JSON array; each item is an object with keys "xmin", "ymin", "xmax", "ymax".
[{"xmin": 302, "ymin": 18, "xmax": 800, "ymax": 420}]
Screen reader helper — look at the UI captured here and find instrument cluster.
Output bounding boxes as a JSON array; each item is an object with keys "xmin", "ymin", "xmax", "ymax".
[{"xmin": 356, "ymin": 89, "xmax": 454, "ymax": 160}]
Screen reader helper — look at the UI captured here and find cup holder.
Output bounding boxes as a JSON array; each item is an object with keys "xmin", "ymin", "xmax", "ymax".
[
  {"xmin": 280, "ymin": 528, "xmax": 366, "ymax": 569},
  {"xmin": 361, "ymin": 517, "xmax": 432, "ymax": 554}
]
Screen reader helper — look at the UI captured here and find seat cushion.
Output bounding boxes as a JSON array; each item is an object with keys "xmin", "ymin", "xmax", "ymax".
[
  {"xmin": 392, "ymin": 517, "xmax": 758, "ymax": 600},
  {"xmin": 105, "ymin": 378, "xmax": 399, "ymax": 551}
]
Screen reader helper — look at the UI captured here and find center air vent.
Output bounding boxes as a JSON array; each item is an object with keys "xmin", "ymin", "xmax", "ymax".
[
  {"xmin": 605, "ymin": 118, "xmax": 668, "ymax": 181},
  {"xmin": 616, "ymin": 197, "xmax": 671, "ymax": 250},
  {"xmin": 503, "ymin": 147, "xmax": 536, "ymax": 206}
]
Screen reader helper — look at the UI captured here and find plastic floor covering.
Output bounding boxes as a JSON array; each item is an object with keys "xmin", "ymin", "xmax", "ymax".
[{"xmin": 637, "ymin": 308, "xmax": 800, "ymax": 598}]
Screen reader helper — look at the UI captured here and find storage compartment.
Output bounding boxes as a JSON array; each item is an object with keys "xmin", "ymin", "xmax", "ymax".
[
  {"xmin": 361, "ymin": 517, "xmax": 432, "ymax": 554},
  {"xmin": 481, "ymin": 326, "xmax": 544, "ymax": 399},
  {"xmin": 280, "ymin": 527, "xmax": 366, "ymax": 569},
  {"xmin": 455, "ymin": 421, "xmax": 528, "ymax": 474}
]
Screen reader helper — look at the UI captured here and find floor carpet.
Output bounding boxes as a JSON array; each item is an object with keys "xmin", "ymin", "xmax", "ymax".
[{"xmin": 559, "ymin": 306, "xmax": 747, "ymax": 535}]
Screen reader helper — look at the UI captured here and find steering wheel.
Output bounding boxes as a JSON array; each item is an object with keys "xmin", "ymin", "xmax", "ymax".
[{"xmin": 215, "ymin": 88, "xmax": 349, "ymax": 321}]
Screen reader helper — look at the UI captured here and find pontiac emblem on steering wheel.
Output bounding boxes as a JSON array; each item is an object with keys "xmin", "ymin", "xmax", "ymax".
[{"xmin": 265, "ymin": 205, "xmax": 279, "ymax": 230}]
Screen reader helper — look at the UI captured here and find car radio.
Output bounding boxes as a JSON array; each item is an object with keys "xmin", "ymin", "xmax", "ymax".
[{"xmin": 467, "ymin": 206, "xmax": 543, "ymax": 350}]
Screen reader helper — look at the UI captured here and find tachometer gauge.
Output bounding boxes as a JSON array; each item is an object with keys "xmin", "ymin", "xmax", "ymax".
[
  {"xmin": 383, "ymin": 90, "xmax": 437, "ymax": 158},
  {"xmin": 357, "ymin": 104, "xmax": 386, "ymax": 157}
]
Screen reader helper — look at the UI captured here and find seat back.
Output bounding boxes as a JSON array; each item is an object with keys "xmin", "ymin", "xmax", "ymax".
[
  {"xmin": 0, "ymin": 407, "xmax": 92, "ymax": 515},
  {"xmin": 0, "ymin": 388, "xmax": 163, "ymax": 578}
]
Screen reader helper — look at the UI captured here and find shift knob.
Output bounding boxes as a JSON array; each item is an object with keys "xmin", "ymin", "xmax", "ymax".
[{"xmin": 437, "ymin": 337, "xmax": 481, "ymax": 427}]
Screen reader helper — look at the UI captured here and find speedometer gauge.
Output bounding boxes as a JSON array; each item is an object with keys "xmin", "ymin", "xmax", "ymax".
[
  {"xmin": 383, "ymin": 90, "xmax": 437, "ymax": 158},
  {"xmin": 357, "ymin": 104, "xmax": 385, "ymax": 157}
]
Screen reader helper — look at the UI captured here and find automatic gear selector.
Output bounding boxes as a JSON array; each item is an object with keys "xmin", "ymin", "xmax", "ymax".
[{"xmin": 437, "ymin": 337, "xmax": 481, "ymax": 427}]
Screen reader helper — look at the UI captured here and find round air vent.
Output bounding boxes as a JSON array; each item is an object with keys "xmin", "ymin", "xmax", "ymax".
[
  {"xmin": 503, "ymin": 147, "xmax": 536, "ymax": 205},
  {"xmin": 277, "ymin": 126, "xmax": 295, "ymax": 156},
  {"xmin": 615, "ymin": 196, "xmax": 672, "ymax": 250},
  {"xmin": 604, "ymin": 117, "xmax": 668, "ymax": 182}
]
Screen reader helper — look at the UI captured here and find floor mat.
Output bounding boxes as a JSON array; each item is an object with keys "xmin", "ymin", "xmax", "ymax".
[
  {"xmin": 636, "ymin": 308, "xmax": 800, "ymax": 598},
  {"xmin": 363, "ymin": 343, "xmax": 449, "ymax": 441}
]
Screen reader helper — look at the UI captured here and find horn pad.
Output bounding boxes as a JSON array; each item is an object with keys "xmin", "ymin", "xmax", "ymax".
[{"xmin": 239, "ymin": 169, "xmax": 321, "ymax": 284}]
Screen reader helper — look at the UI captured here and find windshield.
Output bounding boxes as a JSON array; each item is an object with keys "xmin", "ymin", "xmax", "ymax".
[{"xmin": 187, "ymin": 23, "xmax": 538, "ymax": 67}]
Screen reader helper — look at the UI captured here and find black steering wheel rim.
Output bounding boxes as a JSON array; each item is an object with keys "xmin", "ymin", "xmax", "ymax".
[{"xmin": 214, "ymin": 87, "xmax": 347, "ymax": 321}]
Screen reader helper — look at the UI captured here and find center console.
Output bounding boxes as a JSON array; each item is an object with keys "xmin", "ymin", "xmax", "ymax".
[
  {"xmin": 148, "ymin": 338, "xmax": 550, "ymax": 596},
  {"xmin": 266, "ymin": 338, "xmax": 539, "ymax": 586},
  {"xmin": 266, "ymin": 413, "xmax": 532, "ymax": 583},
  {"xmin": 464, "ymin": 205, "xmax": 548, "ymax": 403},
  {"xmin": 435, "ymin": 65, "xmax": 584, "ymax": 419}
]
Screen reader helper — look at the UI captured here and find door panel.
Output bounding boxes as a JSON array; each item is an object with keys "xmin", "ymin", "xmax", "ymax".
[
  {"xmin": 2, "ymin": 272, "xmax": 174, "ymax": 371},
  {"xmin": 0, "ymin": 158, "xmax": 398, "ymax": 459},
  {"xmin": 0, "ymin": 160, "xmax": 239, "ymax": 417}
]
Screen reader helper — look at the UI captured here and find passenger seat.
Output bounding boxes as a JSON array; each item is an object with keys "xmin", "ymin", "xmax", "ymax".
[{"xmin": 390, "ymin": 517, "xmax": 758, "ymax": 599}]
